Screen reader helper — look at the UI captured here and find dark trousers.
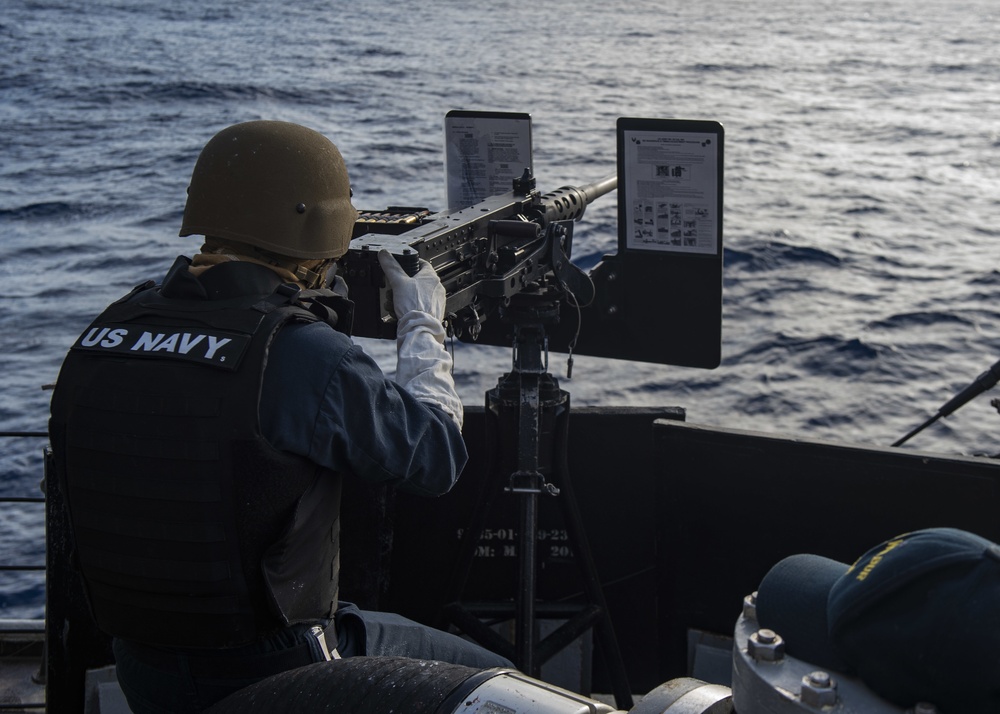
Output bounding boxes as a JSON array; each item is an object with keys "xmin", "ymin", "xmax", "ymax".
[{"xmin": 113, "ymin": 604, "xmax": 514, "ymax": 714}]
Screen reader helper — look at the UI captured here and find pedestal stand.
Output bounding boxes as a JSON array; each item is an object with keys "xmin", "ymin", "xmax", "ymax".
[{"xmin": 442, "ymin": 288, "xmax": 633, "ymax": 710}]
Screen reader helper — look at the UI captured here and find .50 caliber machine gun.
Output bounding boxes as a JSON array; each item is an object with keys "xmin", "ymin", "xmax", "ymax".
[{"xmin": 340, "ymin": 169, "xmax": 616, "ymax": 343}]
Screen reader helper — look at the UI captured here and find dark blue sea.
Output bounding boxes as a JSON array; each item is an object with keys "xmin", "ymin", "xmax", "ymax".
[{"xmin": 2, "ymin": 0, "xmax": 999, "ymax": 617}]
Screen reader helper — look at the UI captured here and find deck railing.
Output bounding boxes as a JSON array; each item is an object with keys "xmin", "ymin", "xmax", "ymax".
[{"xmin": 0, "ymin": 431, "xmax": 48, "ymax": 711}]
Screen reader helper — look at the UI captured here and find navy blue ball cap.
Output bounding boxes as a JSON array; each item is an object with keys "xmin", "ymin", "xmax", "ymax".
[
  {"xmin": 755, "ymin": 528, "xmax": 1000, "ymax": 713},
  {"xmin": 756, "ymin": 553, "xmax": 850, "ymax": 672}
]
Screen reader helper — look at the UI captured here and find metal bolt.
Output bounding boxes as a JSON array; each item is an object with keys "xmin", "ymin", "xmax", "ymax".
[
  {"xmin": 743, "ymin": 591, "xmax": 758, "ymax": 620},
  {"xmin": 806, "ymin": 672, "xmax": 831, "ymax": 688},
  {"xmin": 748, "ymin": 628, "xmax": 785, "ymax": 662},
  {"xmin": 801, "ymin": 671, "xmax": 837, "ymax": 708}
]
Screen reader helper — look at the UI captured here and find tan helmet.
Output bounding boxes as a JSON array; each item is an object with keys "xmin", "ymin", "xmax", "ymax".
[{"xmin": 179, "ymin": 120, "xmax": 356, "ymax": 260}]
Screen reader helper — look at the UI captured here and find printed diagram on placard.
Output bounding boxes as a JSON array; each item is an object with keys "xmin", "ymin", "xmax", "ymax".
[{"xmin": 632, "ymin": 197, "xmax": 712, "ymax": 249}]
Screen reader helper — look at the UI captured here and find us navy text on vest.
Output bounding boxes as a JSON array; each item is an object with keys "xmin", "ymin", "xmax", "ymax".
[{"xmin": 72, "ymin": 322, "xmax": 250, "ymax": 369}]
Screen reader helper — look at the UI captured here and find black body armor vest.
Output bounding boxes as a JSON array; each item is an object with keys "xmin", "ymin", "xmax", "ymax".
[{"xmin": 49, "ymin": 259, "xmax": 351, "ymax": 647}]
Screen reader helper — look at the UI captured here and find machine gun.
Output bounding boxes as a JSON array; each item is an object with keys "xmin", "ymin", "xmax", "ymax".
[
  {"xmin": 339, "ymin": 169, "xmax": 617, "ymax": 341},
  {"xmin": 338, "ymin": 117, "xmax": 723, "ymax": 370}
]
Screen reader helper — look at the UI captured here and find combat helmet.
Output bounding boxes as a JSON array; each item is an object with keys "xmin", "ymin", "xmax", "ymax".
[{"xmin": 179, "ymin": 120, "xmax": 356, "ymax": 260}]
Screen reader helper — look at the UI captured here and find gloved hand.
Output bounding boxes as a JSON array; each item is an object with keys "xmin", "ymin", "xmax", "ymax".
[
  {"xmin": 377, "ymin": 250, "xmax": 462, "ymax": 429},
  {"xmin": 377, "ymin": 250, "xmax": 446, "ymax": 321}
]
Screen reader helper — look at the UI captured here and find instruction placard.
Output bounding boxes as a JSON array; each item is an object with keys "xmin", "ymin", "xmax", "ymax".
[
  {"xmin": 445, "ymin": 110, "xmax": 532, "ymax": 210},
  {"xmin": 620, "ymin": 124, "xmax": 721, "ymax": 255}
]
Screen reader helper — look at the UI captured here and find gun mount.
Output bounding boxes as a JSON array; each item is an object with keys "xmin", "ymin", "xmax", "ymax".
[{"xmin": 340, "ymin": 171, "xmax": 617, "ymax": 342}]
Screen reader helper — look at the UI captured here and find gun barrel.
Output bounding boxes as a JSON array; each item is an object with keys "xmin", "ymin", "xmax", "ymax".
[
  {"xmin": 579, "ymin": 173, "xmax": 618, "ymax": 204},
  {"xmin": 539, "ymin": 173, "xmax": 618, "ymax": 224}
]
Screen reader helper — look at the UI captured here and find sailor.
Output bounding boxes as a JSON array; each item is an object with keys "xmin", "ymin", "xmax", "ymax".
[{"xmin": 48, "ymin": 120, "xmax": 512, "ymax": 713}]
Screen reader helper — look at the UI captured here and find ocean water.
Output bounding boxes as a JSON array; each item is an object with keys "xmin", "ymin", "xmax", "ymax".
[{"xmin": 2, "ymin": 0, "xmax": 999, "ymax": 617}]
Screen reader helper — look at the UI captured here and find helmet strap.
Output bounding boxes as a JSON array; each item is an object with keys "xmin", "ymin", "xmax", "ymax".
[
  {"xmin": 198, "ymin": 238, "xmax": 333, "ymax": 289},
  {"xmin": 291, "ymin": 259, "xmax": 335, "ymax": 290}
]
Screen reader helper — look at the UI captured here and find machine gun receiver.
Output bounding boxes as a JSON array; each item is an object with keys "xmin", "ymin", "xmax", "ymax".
[{"xmin": 340, "ymin": 173, "xmax": 615, "ymax": 340}]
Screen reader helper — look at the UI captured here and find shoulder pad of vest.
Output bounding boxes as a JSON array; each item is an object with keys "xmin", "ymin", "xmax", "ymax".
[
  {"xmin": 250, "ymin": 285, "xmax": 353, "ymax": 336},
  {"xmin": 111, "ymin": 279, "xmax": 157, "ymax": 306}
]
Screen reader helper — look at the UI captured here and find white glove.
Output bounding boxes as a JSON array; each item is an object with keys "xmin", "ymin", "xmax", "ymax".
[
  {"xmin": 377, "ymin": 250, "xmax": 445, "ymax": 319},
  {"xmin": 378, "ymin": 250, "xmax": 462, "ymax": 429}
]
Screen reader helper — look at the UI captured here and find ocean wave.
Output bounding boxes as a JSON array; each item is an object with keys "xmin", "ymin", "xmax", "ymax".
[
  {"xmin": 866, "ymin": 311, "xmax": 978, "ymax": 331},
  {"xmin": 365, "ymin": 69, "xmax": 408, "ymax": 80},
  {"xmin": 0, "ymin": 70, "xmax": 38, "ymax": 92},
  {"xmin": 724, "ymin": 241, "xmax": 842, "ymax": 272},
  {"xmin": 81, "ymin": 80, "xmax": 322, "ymax": 106},
  {"xmin": 844, "ymin": 205, "xmax": 888, "ymax": 215},
  {"xmin": 131, "ymin": 210, "xmax": 184, "ymax": 229},
  {"xmin": 0, "ymin": 201, "xmax": 129, "ymax": 223},
  {"xmin": 725, "ymin": 333, "xmax": 840, "ymax": 363},
  {"xmin": 804, "ymin": 412, "xmax": 861, "ymax": 430},
  {"xmin": 685, "ymin": 63, "xmax": 777, "ymax": 74},
  {"xmin": 359, "ymin": 47, "xmax": 406, "ymax": 58},
  {"xmin": 970, "ymin": 270, "xmax": 1000, "ymax": 286},
  {"xmin": 799, "ymin": 337, "xmax": 898, "ymax": 378},
  {"xmin": 724, "ymin": 333, "xmax": 904, "ymax": 378},
  {"xmin": 928, "ymin": 62, "xmax": 994, "ymax": 74},
  {"xmin": 732, "ymin": 392, "xmax": 804, "ymax": 418}
]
